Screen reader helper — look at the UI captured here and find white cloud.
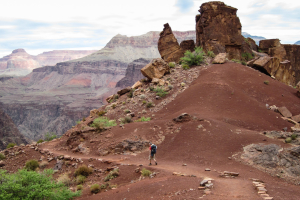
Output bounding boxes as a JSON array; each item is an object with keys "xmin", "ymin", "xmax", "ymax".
[{"xmin": 0, "ymin": 0, "xmax": 299, "ymax": 58}]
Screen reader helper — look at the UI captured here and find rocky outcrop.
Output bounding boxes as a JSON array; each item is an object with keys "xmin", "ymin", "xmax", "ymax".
[
  {"xmin": 141, "ymin": 58, "xmax": 169, "ymax": 80},
  {"xmin": 0, "ymin": 107, "xmax": 28, "ymax": 150},
  {"xmin": 158, "ymin": 23, "xmax": 184, "ymax": 63},
  {"xmin": 245, "ymin": 37, "xmax": 258, "ymax": 52},
  {"xmin": 180, "ymin": 40, "xmax": 195, "ymax": 53},
  {"xmin": 259, "ymin": 39, "xmax": 286, "ymax": 62},
  {"xmin": 283, "ymin": 44, "xmax": 300, "ymax": 85},
  {"xmin": 195, "ymin": 1, "xmax": 251, "ymax": 60},
  {"xmin": 0, "ymin": 49, "xmax": 97, "ymax": 77},
  {"xmin": 116, "ymin": 58, "xmax": 152, "ymax": 88}
]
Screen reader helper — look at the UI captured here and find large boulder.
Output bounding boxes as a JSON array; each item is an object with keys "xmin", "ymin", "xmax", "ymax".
[
  {"xmin": 245, "ymin": 37, "xmax": 258, "ymax": 51},
  {"xmin": 212, "ymin": 53, "xmax": 227, "ymax": 64},
  {"xmin": 259, "ymin": 39, "xmax": 286, "ymax": 62},
  {"xmin": 195, "ymin": 1, "xmax": 250, "ymax": 60},
  {"xmin": 180, "ymin": 40, "xmax": 195, "ymax": 53},
  {"xmin": 141, "ymin": 58, "xmax": 169, "ymax": 80},
  {"xmin": 158, "ymin": 23, "xmax": 184, "ymax": 63}
]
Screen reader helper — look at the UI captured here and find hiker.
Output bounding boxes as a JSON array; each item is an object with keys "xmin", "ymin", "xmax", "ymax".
[{"xmin": 149, "ymin": 143, "xmax": 157, "ymax": 165}]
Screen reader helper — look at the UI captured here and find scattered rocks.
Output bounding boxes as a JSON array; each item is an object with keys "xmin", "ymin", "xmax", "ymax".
[
  {"xmin": 252, "ymin": 179, "xmax": 273, "ymax": 199},
  {"xmin": 132, "ymin": 81, "xmax": 143, "ymax": 89},
  {"xmin": 278, "ymin": 106, "xmax": 292, "ymax": 118},
  {"xmin": 219, "ymin": 171, "xmax": 239, "ymax": 178},
  {"xmin": 0, "ymin": 160, "xmax": 5, "ymax": 167},
  {"xmin": 117, "ymin": 87, "xmax": 131, "ymax": 96},
  {"xmin": 173, "ymin": 113, "xmax": 191, "ymax": 123},
  {"xmin": 212, "ymin": 53, "xmax": 226, "ymax": 64}
]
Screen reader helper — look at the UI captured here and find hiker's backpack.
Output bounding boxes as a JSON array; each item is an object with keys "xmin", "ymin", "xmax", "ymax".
[{"xmin": 151, "ymin": 144, "xmax": 157, "ymax": 154}]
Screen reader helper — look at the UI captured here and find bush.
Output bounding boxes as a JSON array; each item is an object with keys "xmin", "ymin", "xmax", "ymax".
[
  {"xmin": 291, "ymin": 134, "xmax": 298, "ymax": 140},
  {"xmin": 207, "ymin": 51, "xmax": 215, "ymax": 58},
  {"xmin": 104, "ymin": 168, "xmax": 119, "ymax": 182},
  {"xmin": 0, "ymin": 153, "xmax": 5, "ymax": 160},
  {"xmin": 77, "ymin": 185, "xmax": 83, "ymax": 190},
  {"xmin": 154, "ymin": 87, "xmax": 168, "ymax": 98},
  {"xmin": 44, "ymin": 132, "xmax": 57, "ymax": 141},
  {"xmin": 140, "ymin": 94, "xmax": 146, "ymax": 99},
  {"xmin": 6, "ymin": 143, "xmax": 16, "ymax": 149},
  {"xmin": 146, "ymin": 102, "xmax": 153, "ymax": 108},
  {"xmin": 168, "ymin": 85, "xmax": 173, "ymax": 90},
  {"xmin": 264, "ymin": 80, "xmax": 269, "ymax": 85},
  {"xmin": 149, "ymin": 86, "xmax": 154, "ymax": 91},
  {"xmin": 74, "ymin": 165, "xmax": 93, "ymax": 177},
  {"xmin": 231, "ymin": 59, "xmax": 242, "ymax": 64},
  {"xmin": 57, "ymin": 173, "xmax": 72, "ymax": 186},
  {"xmin": 285, "ymin": 137, "xmax": 292, "ymax": 143},
  {"xmin": 25, "ymin": 159, "xmax": 39, "ymax": 171},
  {"xmin": 180, "ymin": 47, "xmax": 205, "ymax": 67},
  {"xmin": 75, "ymin": 175, "xmax": 86, "ymax": 184},
  {"xmin": 241, "ymin": 61, "xmax": 247, "ymax": 66},
  {"xmin": 98, "ymin": 110, "xmax": 106, "ymax": 116},
  {"xmin": 141, "ymin": 168, "xmax": 152, "ymax": 177},
  {"xmin": 242, "ymin": 53, "xmax": 253, "ymax": 61},
  {"xmin": 37, "ymin": 139, "xmax": 44, "ymax": 144},
  {"xmin": 169, "ymin": 62, "xmax": 175, "ymax": 68},
  {"xmin": 182, "ymin": 64, "xmax": 190, "ymax": 70},
  {"xmin": 90, "ymin": 117, "xmax": 117, "ymax": 132},
  {"xmin": 135, "ymin": 117, "xmax": 151, "ymax": 122},
  {"xmin": 100, "ymin": 183, "xmax": 109, "ymax": 189},
  {"xmin": 76, "ymin": 121, "xmax": 81, "ymax": 125},
  {"xmin": 0, "ymin": 169, "xmax": 81, "ymax": 199},
  {"xmin": 127, "ymin": 89, "xmax": 134, "ymax": 98},
  {"xmin": 90, "ymin": 184, "xmax": 100, "ymax": 194},
  {"xmin": 142, "ymin": 100, "xmax": 147, "ymax": 104},
  {"xmin": 82, "ymin": 117, "xmax": 86, "ymax": 121},
  {"xmin": 121, "ymin": 116, "xmax": 132, "ymax": 124},
  {"xmin": 124, "ymin": 109, "xmax": 130, "ymax": 113},
  {"xmin": 112, "ymin": 104, "xmax": 117, "ymax": 109}
]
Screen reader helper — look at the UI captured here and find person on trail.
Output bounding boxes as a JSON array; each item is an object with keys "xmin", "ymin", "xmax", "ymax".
[{"xmin": 149, "ymin": 142, "xmax": 157, "ymax": 165}]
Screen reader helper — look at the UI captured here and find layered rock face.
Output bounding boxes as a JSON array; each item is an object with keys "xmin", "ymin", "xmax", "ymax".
[
  {"xmin": 0, "ymin": 107, "xmax": 28, "ymax": 150},
  {"xmin": 158, "ymin": 23, "xmax": 184, "ymax": 63},
  {"xmin": 283, "ymin": 44, "xmax": 300, "ymax": 84},
  {"xmin": 116, "ymin": 58, "xmax": 152, "ymax": 88},
  {"xmin": 0, "ymin": 31, "xmax": 195, "ymax": 140},
  {"xmin": 0, "ymin": 49, "xmax": 97, "ymax": 77},
  {"xmin": 195, "ymin": 1, "xmax": 251, "ymax": 60}
]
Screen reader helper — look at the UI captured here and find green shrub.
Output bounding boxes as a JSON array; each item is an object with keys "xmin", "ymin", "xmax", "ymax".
[
  {"xmin": 98, "ymin": 110, "xmax": 106, "ymax": 116},
  {"xmin": 0, "ymin": 153, "xmax": 5, "ymax": 160},
  {"xmin": 82, "ymin": 117, "xmax": 86, "ymax": 121},
  {"xmin": 140, "ymin": 94, "xmax": 145, "ymax": 99},
  {"xmin": 285, "ymin": 137, "xmax": 292, "ymax": 143},
  {"xmin": 231, "ymin": 59, "xmax": 242, "ymax": 64},
  {"xmin": 57, "ymin": 173, "xmax": 72, "ymax": 186},
  {"xmin": 264, "ymin": 80, "xmax": 269, "ymax": 85},
  {"xmin": 207, "ymin": 51, "xmax": 215, "ymax": 58},
  {"xmin": 0, "ymin": 169, "xmax": 80, "ymax": 199},
  {"xmin": 74, "ymin": 165, "xmax": 93, "ymax": 177},
  {"xmin": 37, "ymin": 139, "xmax": 44, "ymax": 144},
  {"xmin": 141, "ymin": 89, "xmax": 144, "ymax": 92},
  {"xmin": 104, "ymin": 168, "xmax": 119, "ymax": 182},
  {"xmin": 44, "ymin": 132, "xmax": 57, "ymax": 141},
  {"xmin": 182, "ymin": 64, "xmax": 190, "ymax": 70},
  {"xmin": 112, "ymin": 104, "xmax": 117, "ymax": 109},
  {"xmin": 146, "ymin": 102, "xmax": 153, "ymax": 108},
  {"xmin": 142, "ymin": 100, "xmax": 147, "ymax": 104},
  {"xmin": 100, "ymin": 183, "xmax": 109, "ymax": 189},
  {"xmin": 6, "ymin": 143, "xmax": 16, "ymax": 149},
  {"xmin": 25, "ymin": 159, "xmax": 39, "ymax": 171},
  {"xmin": 154, "ymin": 87, "xmax": 168, "ymax": 97},
  {"xmin": 76, "ymin": 121, "xmax": 81, "ymax": 124},
  {"xmin": 291, "ymin": 134, "xmax": 298, "ymax": 140},
  {"xmin": 241, "ymin": 61, "xmax": 247, "ymax": 66},
  {"xmin": 141, "ymin": 168, "xmax": 152, "ymax": 177},
  {"xmin": 90, "ymin": 117, "xmax": 117, "ymax": 132},
  {"xmin": 127, "ymin": 89, "xmax": 134, "ymax": 98},
  {"xmin": 124, "ymin": 109, "xmax": 130, "ymax": 113},
  {"xmin": 90, "ymin": 184, "xmax": 100, "ymax": 194},
  {"xmin": 135, "ymin": 117, "xmax": 151, "ymax": 122},
  {"xmin": 75, "ymin": 175, "xmax": 86, "ymax": 184},
  {"xmin": 77, "ymin": 185, "xmax": 83, "ymax": 190},
  {"xmin": 149, "ymin": 86, "xmax": 154, "ymax": 91},
  {"xmin": 258, "ymin": 49, "xmax": 263, "ymax": 53},
  {"xmin": 121, "ymin": 116, "xmax": 132, "ymax": 124},
  {"xmin": 122, "ymin": 102, "xmax": 126, "ymax": 105},
  {"xmin": 242, "ymin": 53, "xmax": 253, "ymax": 61},
  {"xmin": 168, "ymin": 85, "xmax": 173, "ymax": 90},
  {"xmin": 180, "ymin": 47, "xmax": 205, "ymax": 67},
  {"xmin": 169, "ymin": 62, "xmax": 175, "ymax": 68}
]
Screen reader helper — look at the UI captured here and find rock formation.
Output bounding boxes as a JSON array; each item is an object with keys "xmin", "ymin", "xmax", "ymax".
[
  {"xmin": 158, "ymin": 23, "xmax": 184, "ymax": 63},
  {"xmin": 259, "ymin": 39, "xmax": 286, "ymax": 62},
  {"xmin": 141, "ymin": 58, "xmax": 169, "ymax": 80},
  {"xmin": 195, "ymin": 1, "xmax": 251, "ymax": 60},
  {"xmin": 0, "ymin": 107, "xmax": 28, "ymax": 150},
  {"xmin": 283, "ymin": 44, "xmax": 300, "ymax": 85},
  {"xmin": 0, "ymin": 49, "xmax": 97, "ymax": 77},
  {"xmin": 180, "ymin": 40, "xmax": 195, "ymax": 52},
  {"xmin": 116, "ymin": 58, "xmax": 152, "ymax": 88}
]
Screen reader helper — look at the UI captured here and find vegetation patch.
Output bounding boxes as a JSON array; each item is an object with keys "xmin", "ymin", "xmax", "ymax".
[
  {"xmin": 127, "ymin": 89, "xmax": 134, "ymax": 98},
  {"xmin": 98, "ymin": 110, "xmax": 106, "ymax": 116},
  {"xmin": 169, "ymin": 62, "xmax": 175, "ymax": 68},
  {"xmin": 37, "ymin": 139, "xmax": 44, "ymax": 144},
  {"xmin": 77, "ymin": 185, "xmax": 83, "ymax": 191},
  {"xmin": 141, "ymin": 168, "xmax": 152, "ymax": 177},
  {"xmin": 146, "ymin": 102, "xmax": 154, "ymax": 108},
  {"xmin": 291, "ymin": 134, "xmax": 298, "ymax": 140},
  {"xmin": 0, "ymin": 169, "xmax": 80, "ymax": 199},
  {"xmin": 104, "ymin": 168, "xmax": 119, "ymax": 182},
  {"xmin": 25, "ymin": 159, "xmax": 39, "ymax": 171},
  {"xmin": 0, "ymin": 153, "xmax": 5, "ymax": 160},
  {"xmin": 153, "ymin": 87, "xmax": 168, "ymax": 98},
  {"xmin": 57, "ymin": 173, "xmax": 72, "ymax": 186},
  {"xmin": 6, "ymin": 143, "xmax": 16, "ymax": 149},
  {"xmin": 90, "ymin": 184, "xmax": 100, "ymax": 194},
  {"xmin": 74, "ymin": 165, "xmax": 93, "ymax": 177},
  {"xmin": 207, "ymin": 50, "xmax": 215, "ymax": 58},
  {"xmin": 90, "ymin": 117, "xmax": 117, "ymax": 132},
  {"xmin": 135, "ymin": 117, "xmax": 151, "ymax": 122},
  {"xmin": 44, "ymin": 132, "xmax": 57, "ymax": 141},
  {"xmin": 120, "ymin": 116, "xmax": 132, "ymax": 124},
  {"xmin": 180, "ymin": 47, "xmax": 205, "ymax": 67},
  {"xmin": 242, "ymin": 52, "xmax": 253, "ymax": 61},
  {"xmin": 75, "ymin": 175, "xmax": 86, "ymax": 184},
  {"xmin": 264, "ymin": 80, "xmax": 269, "ymax": 85}
]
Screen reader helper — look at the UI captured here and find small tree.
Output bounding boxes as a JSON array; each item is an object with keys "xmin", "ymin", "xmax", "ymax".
[{"xmin": 180, "ymin": 47, "xmax": 205, "ymax": 67}]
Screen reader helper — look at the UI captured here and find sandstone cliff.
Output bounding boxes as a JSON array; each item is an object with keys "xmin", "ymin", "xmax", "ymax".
[
  {"xmin": 0, "ymin": 49, "xmax": 97, "ymax": 77},
  {"xmin": 0, "ymin": 107, "xmax": 28, "ymax": 150},
  {"xmin": 283, "ymin": 44, "xmax": 300, "ymax": 84}
]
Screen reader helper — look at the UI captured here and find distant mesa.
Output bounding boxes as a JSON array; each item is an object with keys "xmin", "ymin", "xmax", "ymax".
[
  {"xmin": 12, "ymin": 48, "xmax": 27, "ymax": 54},
  {"xmin": 295, "ymin": 41, "xmax": 300, "ymax": 45}
]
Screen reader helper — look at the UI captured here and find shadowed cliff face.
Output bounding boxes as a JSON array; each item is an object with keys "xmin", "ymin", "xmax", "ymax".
[{"xmin": 0, "ymin": 107, "xmax": 28, "ymax": 150}]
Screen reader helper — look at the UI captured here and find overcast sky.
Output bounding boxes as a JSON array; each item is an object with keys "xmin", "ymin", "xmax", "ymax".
[{"xmin": 0, "ymin": 0, "xmax": 299, "ymax": 57}]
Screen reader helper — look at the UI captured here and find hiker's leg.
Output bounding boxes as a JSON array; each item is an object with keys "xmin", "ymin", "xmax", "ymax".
[{"xmin": 149, "ymin": 154, "xmax": 152, "ymax": 164}]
